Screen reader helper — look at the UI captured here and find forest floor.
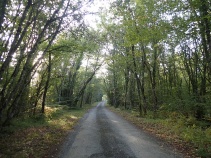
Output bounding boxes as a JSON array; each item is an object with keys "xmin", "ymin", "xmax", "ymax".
[
  {"xmin": 107, "ymin": 106, "xmax": 211, "ymax": 158},
  {"xmin": 0, "ymin": 103, "xmax": 96, "ymax": 158}
]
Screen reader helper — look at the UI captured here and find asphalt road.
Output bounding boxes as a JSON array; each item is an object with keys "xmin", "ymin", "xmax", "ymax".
[{"xmin": 60, "ymin": 102, "xmax": 183, "ymax": 158}]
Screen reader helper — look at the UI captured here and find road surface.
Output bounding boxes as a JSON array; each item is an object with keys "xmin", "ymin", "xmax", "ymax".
[{"xmin": 59, "ymin": 102, "xmax": 182, "ymax": 158}]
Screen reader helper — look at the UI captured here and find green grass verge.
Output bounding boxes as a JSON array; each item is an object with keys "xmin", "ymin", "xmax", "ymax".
[
  {"xmin": 108, "ymin": 106, "xmax": 211, "ymax": 158},
  {"xmin": 0, "ymin": 103, "xmax": 96, "ymax": 158}
]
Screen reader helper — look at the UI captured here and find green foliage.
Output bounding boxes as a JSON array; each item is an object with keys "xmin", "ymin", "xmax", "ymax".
[
  {"xmin": 104, "ymin": 0, "xmax": 211, "ymax": 121},
  {"xmin": 178, "ymin": 124, "xmax": 211, "ymax": 157},
  {"xmin": 110, "ymin": 105, "xmax": 211, "ymax": 157},
  {"xmin": 42, "ymin": 27, "xmax": 106, "ymax": 108},
  {"xmin": 159, "ymin": 111, "xmax": 211, "ymax": 157}
]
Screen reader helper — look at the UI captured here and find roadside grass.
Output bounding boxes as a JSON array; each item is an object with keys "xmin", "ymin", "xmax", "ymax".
[
  {"xmin": 0, "ymin": 103, "xmax": 97, "ymax": 158},
  {"xmin": 108, "ymin": 106, "xmax": 211, "ymax": 158}
]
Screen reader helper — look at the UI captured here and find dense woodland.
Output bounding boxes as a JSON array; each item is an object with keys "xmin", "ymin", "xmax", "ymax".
[
  {"xmin": 0, "ymin": 0, "xmax": 104, "ymax": 126},
  {"xmin": 103, "ymin": 0, "xmax": 211, "ymax": 121},
  {"xmin": 0, "ymin": 0, "xmax": 211, "ymax": 128}
]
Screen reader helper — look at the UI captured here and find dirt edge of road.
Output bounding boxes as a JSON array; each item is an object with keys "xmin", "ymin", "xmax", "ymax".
[{"xmin": 107, "ymin": 106, "xmax": 199, "ymax": 158}]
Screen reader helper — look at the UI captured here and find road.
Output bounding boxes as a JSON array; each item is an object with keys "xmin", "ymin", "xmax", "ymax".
[{"xmin": 59, "ymin": 102, "xmax": 182, "ymax": 158}]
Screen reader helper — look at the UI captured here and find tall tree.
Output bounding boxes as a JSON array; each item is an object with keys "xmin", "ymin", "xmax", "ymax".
[{"xmin": 0, "ymin": 0, "xmax": 93, "ymax": 126}]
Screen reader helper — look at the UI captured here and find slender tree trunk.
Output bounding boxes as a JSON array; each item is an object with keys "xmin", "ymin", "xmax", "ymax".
[
  {"xmin": 124, "ymin": 67, "xmax": 129, "ymax": 109},
  {"xmin": 79, "ymin": 91, "xmax": 84, "ymax": 108},
  {"xmin": 0, "ymin": 0, "xmax": 8, "ymax": 31},
  {"xmin": 73, "ymin": 66, "xmax": 100, "ymax": 106},
  {"xmin": 131, "ymin": 45, "xmax": 143, "ymax": 116},
  {"xmin": 124, "ymin": 48, "xmax": 130, "ymax": 109},
  {"xmin": 152, "ymin": 47, "xmax": 158, "ymax": 116},
  {"xmin": 141, "ymin": 46, "xmax": 147, "ymax": 115},
  {"xmin": 32, "ymin": 72, "xmax": 46, "ymax": 114},
  {"xmin": 41, "ymin": 52, "xmax": 52, "ymax": 113},
  {"xmin": 129, "ymin": 73, "xmax": 135, "ymax": 109},
  {"xmin": 199, "ymin": 0, "xmax": 211, "ymax": 75}
]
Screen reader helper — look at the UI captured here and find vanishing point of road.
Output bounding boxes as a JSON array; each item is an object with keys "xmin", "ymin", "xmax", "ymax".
[{"xmin": 59, "ymin": 102, "xmax": 183, "ymax": 158}]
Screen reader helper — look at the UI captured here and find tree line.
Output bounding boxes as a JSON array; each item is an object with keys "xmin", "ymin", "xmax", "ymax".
[
  {"xmin": 103, "ymin": 0, "xmax": 211, "ymax": 120},
  {"xmin": 0, "ymin": 0, "xmax": 104, "ymax": 127}
]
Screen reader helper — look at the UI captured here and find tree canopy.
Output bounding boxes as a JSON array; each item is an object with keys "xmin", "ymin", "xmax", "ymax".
[
  {"xmin": 0, "ymin": 0, "xmax": 211, "ymax": 128},
  {"xmin": 102, "ymin": 0, "xmax": 211, "ymax": 120}
]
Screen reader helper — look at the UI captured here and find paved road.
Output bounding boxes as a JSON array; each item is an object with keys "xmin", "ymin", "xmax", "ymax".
[{"xmin": 60, "ymin": 102, "xmax": 182, "ymax": 158}]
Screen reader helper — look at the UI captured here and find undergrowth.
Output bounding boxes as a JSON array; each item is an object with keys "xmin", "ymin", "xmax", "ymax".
[
  {"xmin": 0, "ymin": 103, "xmax": 95, "ymax": 158},
  {"xmin": 108, "ymin": 106, "xmax": 211, "ymax": 158}
]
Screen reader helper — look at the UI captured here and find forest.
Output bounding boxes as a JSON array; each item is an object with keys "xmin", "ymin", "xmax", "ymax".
[
  {"xmin": 0, "ymin": 0, "xmax": 105, "ymax": 126},
  {"xmin": 104, "ymin": 0, "xmax": 211, "ymax": 120},
  {"xmin": 0, "ymin": 0, "xmax": 211, "ymax": 157}
]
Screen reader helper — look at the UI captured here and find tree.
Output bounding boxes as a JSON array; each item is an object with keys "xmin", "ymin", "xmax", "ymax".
[
  {"xmin": 0, "ymin": 0, "xmax": 93, "ymax": 126},
  {"xmin": 45, "ymin": 27, "xmax": 105, "ymax": 108},
  {"xmin": 103, "ymin": 0, "xmax": 211, "ymax": 119}
]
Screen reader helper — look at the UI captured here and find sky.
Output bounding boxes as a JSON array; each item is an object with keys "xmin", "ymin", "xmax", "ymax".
[
  {"xmin": 84, "ymin": 0, "xmax": 112, "ymax": 29},
  {"xmin": 82, "ymin": 0, "xmax": 113, "ymax": 77}
]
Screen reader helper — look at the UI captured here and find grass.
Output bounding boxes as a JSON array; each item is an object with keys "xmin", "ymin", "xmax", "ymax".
[
  {"xmin": 108, "ymin": 106, "xmax": 211, "ymax": 158},
  {"xmin": 0, "ymin": 103, "xmax": 96, "ymax": 158}
]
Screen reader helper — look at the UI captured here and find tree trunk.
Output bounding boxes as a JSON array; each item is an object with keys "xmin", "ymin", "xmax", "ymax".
[
  {"xmin": 141, "ymin": 46, "xmax": 147, "ymax": 115},
  {"xmin": 124, "ymin": 67, "xmax": 129, "ymax": 109},
  {"xmin": 152, "ymin": 47, "xmax": 158, "ymax": 116},
  {"xmin": 131, "ymin": 45, "xmax": 143, "ymax": 116},
  {"xmin": 41, "ymin": 52, "xmax": 52, "ymax": 113},
  {"xmin": 73, "ymin": 66, "xmax": 100, "ymax": 106},
  {"xmin": 79, "ymin": 91, "xmax": 84, "ymax": 108},
  {"xmin": 0, "ymin": 0, "xmax": 8, "ymax": 31}
]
